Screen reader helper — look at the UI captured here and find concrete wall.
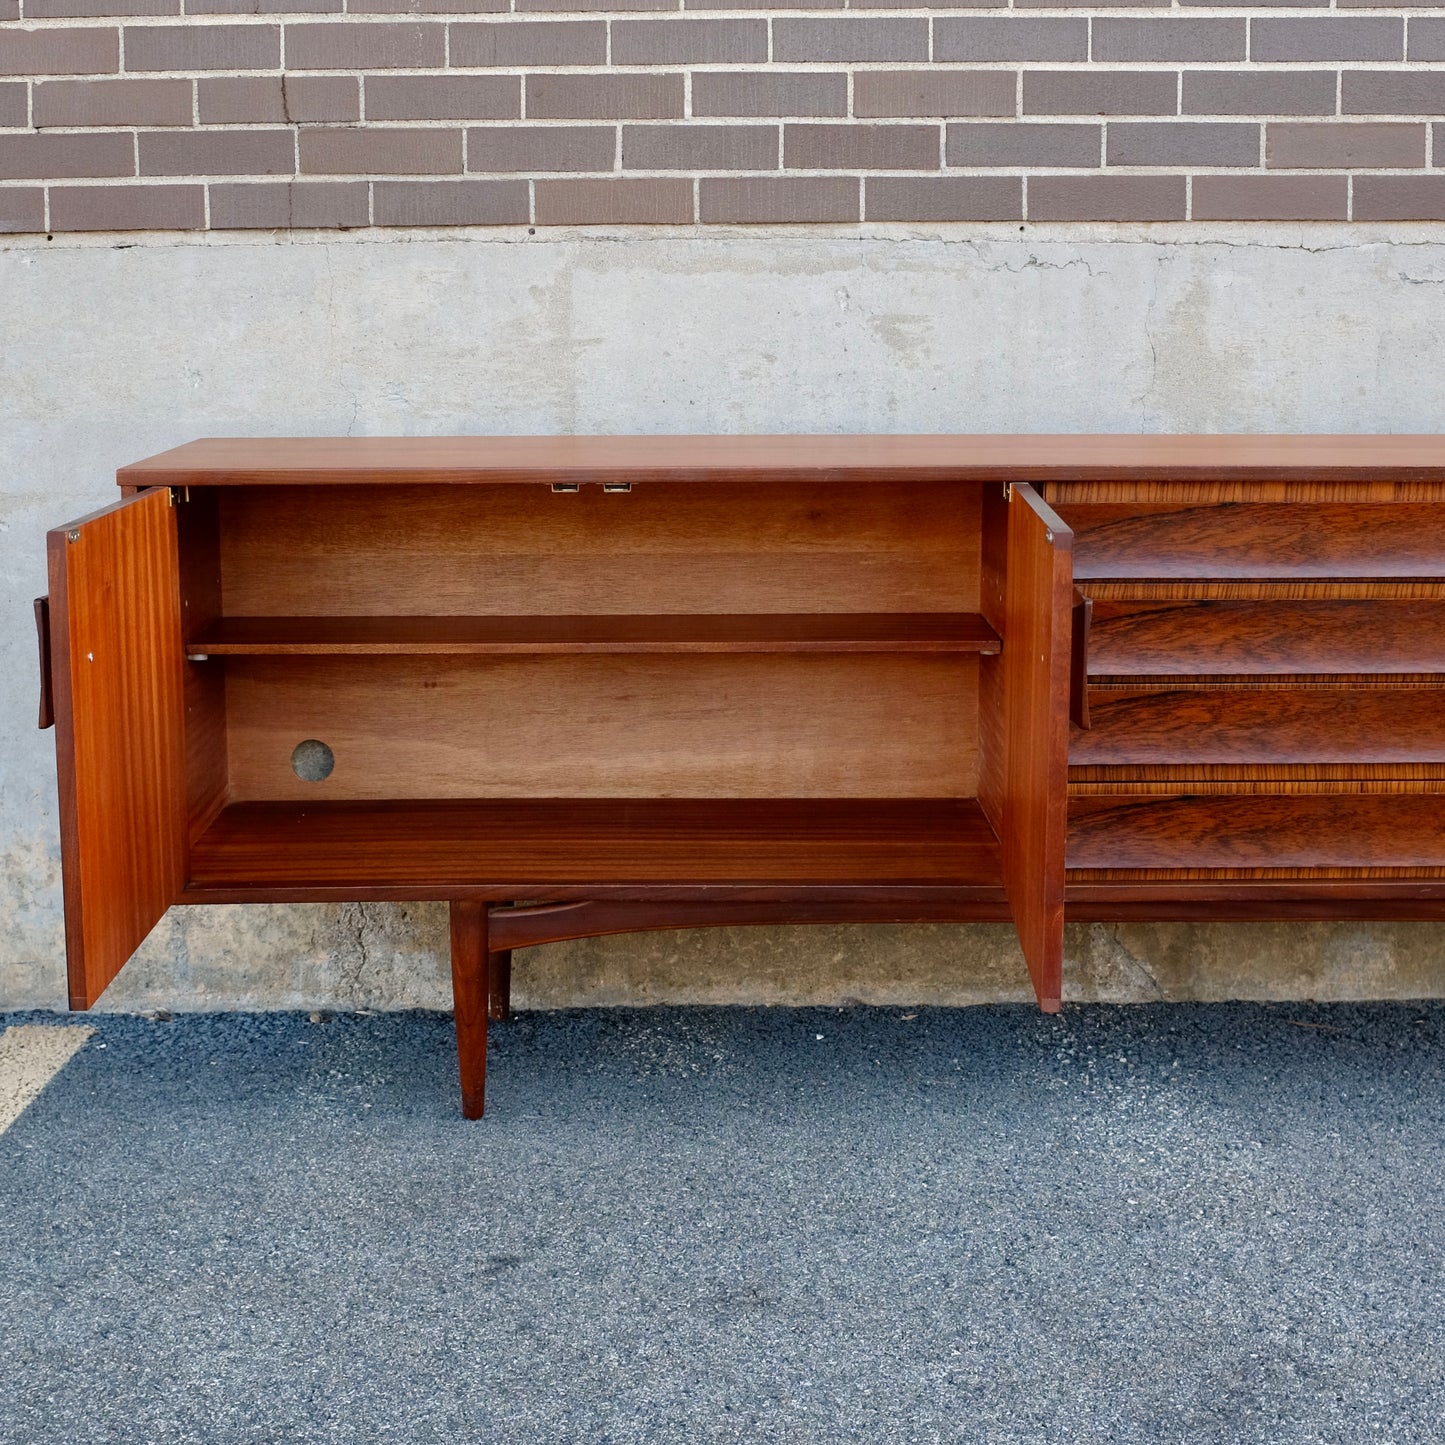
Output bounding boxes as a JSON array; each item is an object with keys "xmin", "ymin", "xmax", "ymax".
[{"xmin": 5, "ymin": 221, "xmax": 1445, "ymax": 1012}]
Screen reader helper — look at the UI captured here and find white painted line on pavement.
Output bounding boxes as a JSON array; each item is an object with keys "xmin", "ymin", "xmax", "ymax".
[{"xmin": 0, "ymin": 1025, "xmax": 96, "ymax": 1136}]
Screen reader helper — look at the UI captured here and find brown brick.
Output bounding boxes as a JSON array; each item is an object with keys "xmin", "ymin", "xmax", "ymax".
[
  {"xmin": 0, "ymin": 187, "xmax": 44, "ymax": 232},
  {"xmin": 1029, "ymin": 174, "xmax": 1186, "ymax": 221},
  {"xmin": 352, "ymin": 0, "xmax": 503, "ymax": 12},
  {"xmin": 467, "ymin": 125, "xmax": 614, "ymax": 172},
  {"xmin": 1107, "ymin": 122, "xmax": 1258, "ymax": 167},
  {"xmin": 0, "ymin": 0, "xmax": 16, "ymax": 18},
  {"xmin": 526, "ymin": 74, "xmax": 683, "ymax": 120},
  {"xmin": 947, "ymin": 121, "xmax": 1099, "ymax": 168},
  {"xmin": 1345, "ymin": 0, "xmax": 1445, "ymax": 6},
  {"xmin": 1181, "ymin": 0, "xmax": 1313, "ymax": 6},
  {"xmin": 450, "ymin": 21, "xmax": 606, "ymax": 67},
  {"xmin": 28, "ymin": 0, "xmax": 175, "ymax": 15},
  {"xmin": 1343, "ymin": 72, "xmax": 1445, "ymax": 115},
  {"xmin": 1014, "ymin": 0, "xmax": 1137, "ymax": 6},
  {"xmin": 691, "ymin": 72, "xmax": 845, "ymax": 119},
  {"xmin": 1182, "ymin": 71, "xmax": 1335, "ymax": 117},
  {"xmin": 699, "ymin": 175, "xmax": 857, "ymax": 223},
  {"xmin": 934, "ymin": 18, "xmax": 1087, "ymax": 62},
  {"xmin": 191, "ymin": 0, "xmax": 340, "ymax": 12},
  {"xmin": 199, "ymin": 75, "xmax": 359, "ymax": 124},
  {"xmin": 299, "ymin": 127, "xmax": 463, "ymax": 175},
  {"xmin": 1354, "ymin": 176, "xmax": 1445, "ymax": 220},
  {"xmin": 284, "ymin": 22, "xmax": 443, "ymax": 71},
  {"xmin": 520, "ymin": 0, "xmax": 672, "ymax": 10},
  {"xmin": 1252, "ymin": 17, "xmax": 1402, "ymax": 62},
  {"xmin": 865, "ymin": 175, "xmax": 1020, "ymax": 221},
  {"xmin": 368, "ymin": 75, "xmax": 519, "ymax": 122},
  {"xmin": 534, "ymin": 177, "xmax": 692, "ymax": 224},
  {"xmin": 209, "ymin": 179, "xmax": 368, "ymax": 228},
  {"xmin": 140, "ymin": 129, "xmax": 295, "ymax": 177},
  {"xmin": 1192, "ymin": 174, "xmax": 1346, "ymax": 220},
  {"xmin": 34, "ymin": 78, "xmax": 186, "ymax": 128},
  {"xmin": 1093, "ymin": 18, "xmax": 1245, "ymax": 62},
  {"xmin": 1024, "ymin": 72, "xmax": 1178, "ymax": 117},
  {"xmin": 623, "ymin": 123, "xmax": 777, "ymax": 171},
  {"xmin": 0, "ymin": 132, "xmax": 133, "ymax": 181},
  {"xmin": 1409, "ymin": 19, "xmax": 1445, "ymax": 61},
  {"xmin": 49, "ymin": 183, "xmax": 203, "ymax": 230},
  {"xmin": 773, "ymin": 18, "xmax": 928, "ymax": 63},
  {"xmin": 785, "ymin": 123, "xmax": 938, "ymax": 171},
  {"xmin": 1267, "ymin": 122, "xmax": 1424, "ymax": 169},
  {"xmin": 125, "ymin": 24, "xmax": 280, "ymax": 71},
  {"xmin": 0, "ymin": 28, "xmax": 119, "ymax": 76},
  {"xmin": 854, "ymin": 71, "xmax": 1014, "ymax": 119},
  {"xmin": 373, "ymin": 178, "xmax": 527, "ymax": 225},
  {"xmin": 689, "ymin": 0, "xmax": 837, "ymax": 7},
  {"xmin": 612, "ymin": 19, "xmax": 766, "ymax": 64},
  {"xmin": 0, "ymin": 83, "xmax": 25, "ymax": 128}
]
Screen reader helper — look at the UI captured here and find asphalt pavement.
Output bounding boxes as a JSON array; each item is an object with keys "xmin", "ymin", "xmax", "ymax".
[{"xmin": 2, "ymin": 1001, "xmax": 1444, "ymax": 1444}]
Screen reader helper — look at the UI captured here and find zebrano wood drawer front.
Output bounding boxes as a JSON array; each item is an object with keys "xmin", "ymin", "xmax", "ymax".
[{"xmin": 37, "ymin": 436, "xmax": 1445, "ymax": 1117}]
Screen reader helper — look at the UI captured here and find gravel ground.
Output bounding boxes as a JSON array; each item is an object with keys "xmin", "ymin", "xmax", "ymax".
[{"xmin": 2, "ymin": 1002, "xmax": 1443, "ymax": 1444}]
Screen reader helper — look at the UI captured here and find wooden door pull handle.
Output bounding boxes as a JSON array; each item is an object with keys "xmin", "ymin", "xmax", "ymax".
[{"xmin": 35, "ymin": 596, "xmax": 54, "ymax": 730}]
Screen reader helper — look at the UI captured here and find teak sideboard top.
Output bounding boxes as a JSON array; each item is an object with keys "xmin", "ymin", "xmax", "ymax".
[
  {"xmin": 42, "ymin": 434, "xmax": 1445, "ymax": 1115},
  {"xmin": 119, "ymin": 434, "xmax": 1445, "ymax": 488}
]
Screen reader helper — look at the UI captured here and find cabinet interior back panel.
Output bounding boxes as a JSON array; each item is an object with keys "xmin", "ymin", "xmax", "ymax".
[
  {"xmin": 223, "ymin": 654, "xmax": 979, "ymax": 801},
  {"xmin": 216, "ymin": 483, "xmax": 981, "ymax": 617}
]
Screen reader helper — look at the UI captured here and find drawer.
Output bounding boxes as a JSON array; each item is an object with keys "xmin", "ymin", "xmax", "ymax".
[
  {"xmin": 1060, "ymin": 503, "xmax": 1445, "ymax": 580},
  {"xmin": 1086, "ymin": 598, "xmax": 1445, "ymax": 675},
  {"xmin": 1071, "ymin": 686, "xmax": 1445, "ymax": 766}
]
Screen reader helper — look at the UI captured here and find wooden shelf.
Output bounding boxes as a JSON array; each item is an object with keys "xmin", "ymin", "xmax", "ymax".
[
  {"xmin": 187, "ymin": 798, "xmax": 1002, "ymax": 891},
  {"xmin": 186, "ymin": 613, "xmax": 1001, "ymax": 658}
]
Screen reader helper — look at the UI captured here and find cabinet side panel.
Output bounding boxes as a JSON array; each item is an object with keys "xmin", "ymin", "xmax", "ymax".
[
  {"xmin": 1002, "ymin": 485, "xmax": 1073, "ymax": 1011},
  {"xmin": 48, "ymin": 488, "xmax": 186, "ymax": 1008},
  {"xmin": 178, "ymin": 490, "xmax": 229, "ymax": 841}
]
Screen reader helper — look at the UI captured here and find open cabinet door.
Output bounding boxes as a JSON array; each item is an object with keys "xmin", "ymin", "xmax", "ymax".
[
  {"xmin": 981, "ymin": 483, "xmax": 1074, "ymax": 1012},
  {"xmin": 47, "ymin": 487, "xmax": 186, "ymax": 1009}
]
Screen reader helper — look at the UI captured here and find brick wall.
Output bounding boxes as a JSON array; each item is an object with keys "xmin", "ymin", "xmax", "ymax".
[{"xmin": 2, "ymin": 5, "xmax": 1444, "ymax": 232}]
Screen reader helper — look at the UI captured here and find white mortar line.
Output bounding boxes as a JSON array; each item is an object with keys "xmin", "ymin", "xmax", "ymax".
[{"xmin": 0, "ymin": 1025, "xmax": 95, "ymax": 1137}]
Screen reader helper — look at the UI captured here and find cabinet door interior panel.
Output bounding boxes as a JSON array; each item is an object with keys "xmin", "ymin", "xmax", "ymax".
[
  {"xmin": 47, "ymin": 488, "xmax": 187, "ymax": 1009},
  {"xmin": 217, "ymin": 483, "xmax": 982, "ymax": 618},
  {"xmin": 1062, "ymin": 504, "xmax": 1445, "ymax": 579},
  {"xmin": 1072, "ymin": 687, "xmax": 1445, "ymax": 766},
  {"xmin": 222, "ymin": 653, "xmax": 980, "ymax": 800},
  {"xmin": 1068, "ymin": 794, "xmax": 1445, "ymax": 872},
  {"xmin": 188, "ymin": 798, "xmax": 1003, "ymax": 890},
  {"xmin": 1085, "ymin": 599, "xmax": 1445, "ymax": 676},
  {"xmin": 998, "ymin": 484, "xmax": 1073, "ymax": 1011}
]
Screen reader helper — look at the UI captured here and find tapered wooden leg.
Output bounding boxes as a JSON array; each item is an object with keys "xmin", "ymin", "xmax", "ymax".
[
  {"xmin": 488, "ymin": 948, "xmax": 512, "ymax": 1022},
  {"xmin": 449, "ymin": 900, "xmax": 489, "ymax": 1119}
]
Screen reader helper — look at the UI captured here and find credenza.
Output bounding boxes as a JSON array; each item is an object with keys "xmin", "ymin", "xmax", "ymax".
[{"xmin": 36, "ymin": 436, "xmax": 1445, "ymax": 1116}]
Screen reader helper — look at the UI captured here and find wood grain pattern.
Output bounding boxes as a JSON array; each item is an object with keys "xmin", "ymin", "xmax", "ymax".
[
  {"xmin": 1045, "ymin": 480, "xmax": 1445, "ymax": 505},
  {"xmin": 1086, "ymin": 599, "xmax": 1445, "ymax": 675},
  {"xmin": 1063, "ymin": 504, "xmax": 1445, "ymax": 579},
  {"xmin": 187, "ymin": 799, "xmax": 1003, "ymax": 891},
  {"xmin": 449, "ymin": 900, "xmax": 488, "ymax": 1119},
  {"xmin": 176, "ymin": 490, "xmax": 229, "ymax": 843},
  {"xmin": 1068, "ymin": 794, "xmax": 1445, "ymax": 873},
  {"xmin": 119, "ymin": 435, "xmax": 1445, "ymax": 488},
  {"xmin": 1072, "ymin": 688, "xmax": 1445, "ymax": 766},
  {"xmin": 217, "ymin": 483, "xmax": 981, "ymax": 619},
  {"xmin": 1000, "ymin": 484, "xmax": 1073, "ymax": 1012},
  {"xmin": 188, "ymin": 612, "xmax": 1000, "ymax": 657},
  {"xmin": 223, "ymin": 654, "xmax": 979, "ymax": 801},
  {"xmin": 48, "ymin": 488, "xmax": 186, "ymax": 1010},
  {"xmin": 1081, "ymin": 580, "xmax": 1445, "ymax": 602}
]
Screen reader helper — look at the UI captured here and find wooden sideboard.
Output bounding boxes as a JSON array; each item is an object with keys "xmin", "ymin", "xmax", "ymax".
[{"xmin": 37, "ymin": 436, "xmax": 1445, "ymax": 1117}]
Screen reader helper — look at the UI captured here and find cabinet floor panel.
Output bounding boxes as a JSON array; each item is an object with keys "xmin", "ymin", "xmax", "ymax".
[
  {"xmin": 188, "ymin": 798, "xmax": 1002, "ymax": 892},
  {"xmin": 1068, "ymin": 793, "xmax": 1445, "ymax": 875}
]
